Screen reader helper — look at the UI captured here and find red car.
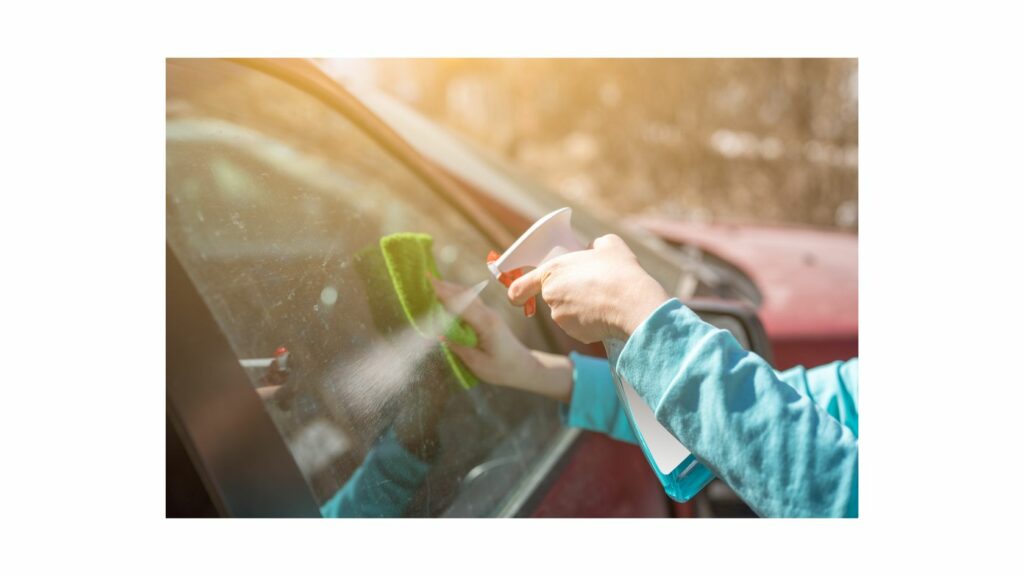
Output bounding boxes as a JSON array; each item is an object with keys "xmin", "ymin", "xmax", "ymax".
[
  {"xmin": 166, "ymin": 59, "xmax": 828, "ymax": 518},
  {"xmin": 633, "ymin": 219, "xmax": 858, "ymax": 370}
]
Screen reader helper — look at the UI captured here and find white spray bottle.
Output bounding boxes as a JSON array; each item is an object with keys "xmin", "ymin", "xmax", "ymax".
[{"xmin": 488, "ymin": 207, "xmax": 713, "ymax": 502}]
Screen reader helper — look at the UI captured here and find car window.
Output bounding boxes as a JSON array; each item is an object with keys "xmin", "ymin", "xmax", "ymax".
[{"xmin": 166, "ymin": 60, "xmax": 564, "ymax": 517}]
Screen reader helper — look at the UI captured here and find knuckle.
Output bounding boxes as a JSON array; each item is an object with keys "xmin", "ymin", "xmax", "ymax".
[
  {"xmin": 542, "ymin": 265, "xmax": 562, "ymax": 285},
  {"xmin": 595, "ymin": 233, "xmax": 622, "ymax": 248},
  {"xmin": 508, "ymin": 291, "xmax": 523, "ymax": 306},
  {"xmin": 550, "ymin": 309, "xmax": 566, "ymax": 325}
]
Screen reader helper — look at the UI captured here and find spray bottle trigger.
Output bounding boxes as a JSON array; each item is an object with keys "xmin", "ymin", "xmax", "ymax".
[{"xmin": 487, "ymin": 250, "xmax": 536, "ymax": 317}]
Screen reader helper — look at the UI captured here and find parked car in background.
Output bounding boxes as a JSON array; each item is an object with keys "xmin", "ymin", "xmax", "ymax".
[
  {"xmin": 167, "ymin": 59, "xmax": 821, "ymax": 518},
  {"xmin": 632, "ymin": 219, "xmax": 858, "ymax": 370}
]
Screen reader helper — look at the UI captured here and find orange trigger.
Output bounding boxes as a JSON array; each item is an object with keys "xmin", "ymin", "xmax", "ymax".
[{"xmin": 488, "ymin": 250, "xmax": 537, "ymax": 317}]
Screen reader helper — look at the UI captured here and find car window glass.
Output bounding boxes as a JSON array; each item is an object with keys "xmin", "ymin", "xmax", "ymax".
[{"xmin": 166, "ymin": 60, "xmax": 563, "ymax": 517}]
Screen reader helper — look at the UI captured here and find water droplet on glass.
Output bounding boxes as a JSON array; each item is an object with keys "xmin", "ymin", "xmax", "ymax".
[
  {"xmin": 320, "ymin": 286, "xmax": 339, "ymax": 307},
  {"xmin": 439, "ymin": 244, "xmax": 459, "ymax": 265}
]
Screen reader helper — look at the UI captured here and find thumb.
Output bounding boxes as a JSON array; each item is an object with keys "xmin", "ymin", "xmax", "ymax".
[{"xmin": 591, "ymin": 233, "xmax": 627, "ymax": 252}]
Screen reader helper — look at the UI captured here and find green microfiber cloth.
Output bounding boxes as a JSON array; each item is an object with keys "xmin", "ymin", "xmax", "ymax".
[
  {"xmin": 353, "ymin": 243, "xmax": 408, "ymax": 338},
  {"xmin": 369, "ymin": 233, "xmax": 479, "ymax": 389}
]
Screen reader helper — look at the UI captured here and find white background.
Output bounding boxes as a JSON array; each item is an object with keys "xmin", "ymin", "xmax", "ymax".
[{"xmin": 1, "ymin": 1, "xmax": 1021, "ymax": 574}]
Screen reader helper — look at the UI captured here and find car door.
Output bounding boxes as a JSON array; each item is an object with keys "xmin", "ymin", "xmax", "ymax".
[
  {"xmin": 166, "ymin": 58, "xmax": 666, "ymax": 517},
  {"xmin": 342, "ymin": 80, "xmax": 775, "ymax": 517}
]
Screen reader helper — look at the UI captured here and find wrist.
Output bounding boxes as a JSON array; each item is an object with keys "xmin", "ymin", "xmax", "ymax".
[
  {"xmin": 618, "ymin": 280, "xmax": 670, "ymax": 339},
  {"xmin": 506, "ymin": 348, "xmax": 545, "ymax": 389},
  {"xmin": 527, "ymin": 350, "xmax": 574, "ymax": 403}
]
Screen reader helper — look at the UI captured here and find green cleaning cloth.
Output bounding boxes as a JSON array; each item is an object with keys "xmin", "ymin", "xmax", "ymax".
[{"xmin": 363, "ymin": 233, "xmax": 479, "ymax": 389}]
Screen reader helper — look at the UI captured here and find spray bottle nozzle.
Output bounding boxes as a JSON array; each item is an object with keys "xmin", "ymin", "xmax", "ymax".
[
  {"xmin": 487, "ymin": 207, "xmax": 585, "ymax": 279},
  {"xmin": 487, "ymin": 207, "xmax": 583, "ymax": 318},
  {"xmin": 486, "ymin": 251, "xmax": 535, "ymax": 317}
]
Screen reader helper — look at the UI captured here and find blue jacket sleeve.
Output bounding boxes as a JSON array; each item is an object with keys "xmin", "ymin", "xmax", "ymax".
[
  {"xmin": 319, "ymin": 428, "xmax": 430, "ymax": 518},
  {"xmin": 563, "ymin": 353, "xmax": 860, "ymax": 444},
  {"xmin": 561, "ymin": 351, "xmax": 639, "ymax": 444},
  {"xmin": 562, "ymin": 354, "xmax": 860, "ymax": 445},
  {"xmin": 616, "ymin": 299, "xmax": 859, "ymax": 518},
  {"xmin": 776, "ymin": 360, "xmax": 859, "ymax": 439}
]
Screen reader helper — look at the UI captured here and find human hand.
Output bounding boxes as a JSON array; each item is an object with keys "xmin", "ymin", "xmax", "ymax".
[
  {"xmin": 432, "ymin": 278, "xmax": 574, "ymax": 403},
  {"xmin": 507, "ymin": 234, "xmax": 670, "ymax": 344},
  {"xmin": 431, "ymin": 277, "xmax": 538, "ymax": 389}
]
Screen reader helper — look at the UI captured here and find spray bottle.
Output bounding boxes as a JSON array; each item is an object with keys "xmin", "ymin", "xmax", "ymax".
[{"xmin": 487, "ymin": 207, "xmax": 713, "ymax": 502}]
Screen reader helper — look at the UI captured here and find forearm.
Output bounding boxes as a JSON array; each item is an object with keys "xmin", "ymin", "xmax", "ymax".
[
  {"xmin": 776, "ymin": 360, "xmax": 859, "ymax": 438},
  {"xmin": 618, "ymin": 299, "xmax": 859, "ymax": 518},
  {"xmin": 513, "ymin": 350, "xmax": 573, "ymax": 404}
]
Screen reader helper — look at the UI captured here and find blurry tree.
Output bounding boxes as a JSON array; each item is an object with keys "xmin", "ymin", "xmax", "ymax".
[{"xmin": 367, "ymin": 59, "xmax": 857, "ymax": 230}]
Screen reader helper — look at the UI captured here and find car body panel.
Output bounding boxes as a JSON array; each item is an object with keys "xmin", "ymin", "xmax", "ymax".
[
  {"xmin": 635, "ymin": 218, "xmax": 858, "ymax": 369},
  {"xmin": 530, "ymin": 433, "xmax": 670, "ymax": 517}
]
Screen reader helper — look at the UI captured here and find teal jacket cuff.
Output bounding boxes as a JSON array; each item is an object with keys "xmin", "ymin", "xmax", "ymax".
[
  {"xmin": 561, "ymin": 351, "xmax": 638, "ymax": 444},
  {"xmin": 616, "ymin": 298, "xmax": 859, "ymax": 518},
  {"xmin": 777, "ymin": 359, "xmax": 859, "ymax": 439}
]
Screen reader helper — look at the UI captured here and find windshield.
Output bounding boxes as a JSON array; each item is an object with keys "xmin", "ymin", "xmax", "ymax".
[{"xmin": 167, "ymin": 59, "xmax": 566, "ymax": 517}]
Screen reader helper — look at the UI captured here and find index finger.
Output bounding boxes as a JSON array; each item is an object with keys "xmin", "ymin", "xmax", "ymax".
[{"xmin": 507, "ymin": 265, "xmax": 546, "ymax": 306}]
